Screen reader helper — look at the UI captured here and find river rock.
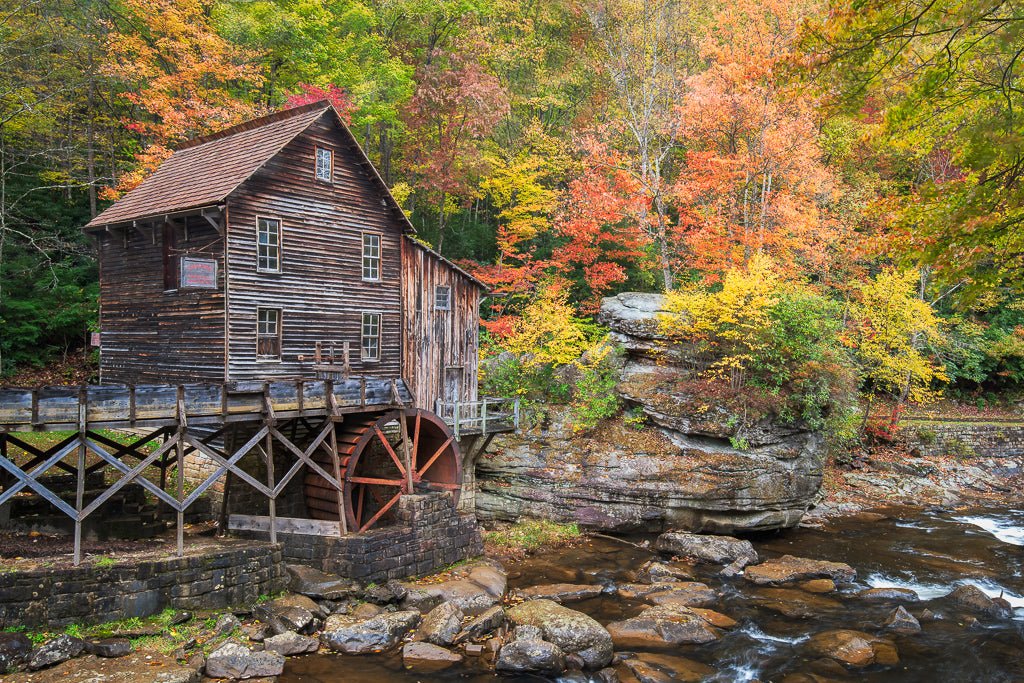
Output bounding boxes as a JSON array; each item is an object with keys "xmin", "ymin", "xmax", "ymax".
[
  {"xmin": 606, "ymin": 604, "xmax": 720, "ymax": 649},
  {"xmin": 254, "ymin": 594, "xmax": 320, "ymax": 635},
  {"xmin": 83, "ymin": 638, "xmax": 132, "ymax": 658},
  {"xmin": 643, "ymin": 582, "xmax": 718, "ymax": 608},
  {"xmin": 402, "ymin": 642, "xmax": 463, "ymax": 673},
  {"xmin": 656, "ymin": 532, "xmax": 758, "ymax": 568},
  {"xmin": 744, "ymin": 555, "xmax": 856, "ymax": 585},
  {"xmin": 286, "ymin": 564, "xmax": 360, "ymax": 600},
  {"xmin": 320, "ymin": 611, "xmax": 421, "ymax": 654},
  {"xmin": 495, "ymin": 639, "xmax": 566, "ymax": 675},
  {"xmin": 0, "ymin": 632, "xmax": 33, "ymax": 671},
  {"xmin": 263, "ymin": 631, "xmax": 320, "ymax": 656},
  {"xmin": 750, "ymin": 587, "xmax": 844, "ymax": 618},
  {"xmin": 417, "ymin": 602, "xmax": 464, "ymax": 646},
  {"xmin": 945, "ymin": 584, "xmax": 1010, "ymax": 617},
  {"xmin": 805, "ymin": 630, "xmax": 898, "ymax": 668},
  {"xmin": 618, "ymin": 581, "xmax": 695, "ymax": 600},
  {"xmin": 517, "ymin": 583, "xmax": 604, "ymax": 603},
  {"xmin": 204, "ymin": 642, "xmax": 285, "ymax": 679},
  {"xmin": 619, "ymin": 652, "xmax": 716, "ymax": 683},
  {"xmin": 690, "ymin": 608, "xmax": 737, "ymax": 628},
  {"xmin": 454, "ymin": 605, "xmax": 505, "ymax": 643},
  {"xmin": 635, "ymin": 560, "xmax": 696, "ymax": 583},
  {"xmin": 799, "ymin": 579, "xmax": 836, "ymax": 593},
  {"xmin": 29, "ymin": 635, "xmax": 84, "ymax": 671},
  {"xmin": 364, "ymin": 580, "xmax": 409, "ymax": 605},
  {"xmin": 507, "ymin": 599, "xmax": 613, "ymax": 669},
  {"xmin": 857, "ymin": 587, "xmax": 919, "ymax": 602},
  {"xmin": 882, "ymin": 606, "xmax": 921, "ymax": 634},
  {"xmin": 402, "ymin": 561, "xmax": 506, "ymax": 616}
]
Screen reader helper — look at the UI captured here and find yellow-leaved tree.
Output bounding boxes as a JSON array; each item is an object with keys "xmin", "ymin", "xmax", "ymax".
[
  {"xmin": 659, "ymin": 253, "xmax": 780, "ymax": 389},
  {"xmin": 847, "ymin": 268, "xmax": 947, "ymax": 431},
  {"xmin": 503, "ymin": 286, "xmax": 590, "ymax": 369}
]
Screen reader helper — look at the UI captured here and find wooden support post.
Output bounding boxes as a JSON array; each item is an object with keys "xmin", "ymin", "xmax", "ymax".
[
  {"xmin": 218, "ymin": 427, "xmax": 236, "ymax": 536},
  {"xmin": 325, "ymin": 382, "xmax": 348, "ymax": 535},
  {"xmin": 392, "ymin": 381, "xmax": 414, "ymax": 494},
  {"xmin": 453, "ymin": 401, "xmax": 461, "ymax": 441},
  {"xmin": 73, "ymin": 387, "xmax": 87, "ymax": 566},
  {"xmin": 481, "ymin": 399, "xmax": 488, "ymax": 435},
  {"xmin": 342, "ymin": 341, "xmax": 351, "ymax": 379},
  {"xmin": 263, "ymin": 384, "xmax": 277, "ymax": 545},
  {"xmin": 175, "ymin": 386, "xmax": 187, "ymax": 557}
]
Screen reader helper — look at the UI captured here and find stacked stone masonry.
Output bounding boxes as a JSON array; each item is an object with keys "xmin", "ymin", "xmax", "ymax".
[
  {"xmin": 236, "ymin": 492, "xmax": 484, "ymax": 583},
  {"xmin": 0, "ymin": 543, "xmax": 287, "ymax": 629},
  {"xmin": 903, "ymin": 420, "xmax": 1024, "ymax": 459}
]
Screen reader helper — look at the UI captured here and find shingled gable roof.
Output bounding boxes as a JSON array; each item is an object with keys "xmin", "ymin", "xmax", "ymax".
[{"xmin": 84, "ymin": 101, "xmax": 414, "ymax": 232}]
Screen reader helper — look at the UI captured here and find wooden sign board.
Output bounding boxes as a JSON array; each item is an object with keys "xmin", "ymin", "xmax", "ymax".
[{"xmin": 180, "ymin": 257, "xmax": 218, "ymax": 289}]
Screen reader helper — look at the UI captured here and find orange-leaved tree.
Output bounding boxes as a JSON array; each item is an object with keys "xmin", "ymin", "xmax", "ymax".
[
  {"xmin": 673, "ymin": 0, "xmax": 847, "ymax": 283},
  {"xmin": 101, "ymin": 0, "xmax": 265, "ymax": 198}
]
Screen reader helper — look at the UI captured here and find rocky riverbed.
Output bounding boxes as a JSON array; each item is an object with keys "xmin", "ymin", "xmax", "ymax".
[{"xmin": 4, "ymin": 505, "xmax": 1022, "ymax": 681}]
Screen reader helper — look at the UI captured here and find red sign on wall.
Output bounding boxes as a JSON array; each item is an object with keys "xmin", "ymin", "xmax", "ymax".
[{"xmin": 180, "ymin": 257, "xmax": 218, "ymax": 289}]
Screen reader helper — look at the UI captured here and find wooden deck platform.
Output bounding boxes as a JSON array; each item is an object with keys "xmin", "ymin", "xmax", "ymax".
[{"xmin": 0, "ymin": 378, "xmax": 414, "ymax": 432}]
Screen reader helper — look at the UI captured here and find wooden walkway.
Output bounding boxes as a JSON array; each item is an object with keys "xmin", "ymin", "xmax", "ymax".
[
  {"xmin": 0, "ymin": 378, "xmax": 413, "ymax": 565},
  {"xmin": 0, "ymin": 378, "xmax": 413, "ymax": 432}
]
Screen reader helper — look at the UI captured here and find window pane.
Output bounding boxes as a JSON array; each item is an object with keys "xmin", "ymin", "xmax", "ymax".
[
  {"xmin": 435, "ymin": 286, "xmax": 451, "ymax": 310},
  {"xmin": 361, "ymin": 313, "xmax": 380, "ymax": 360},
  {"xmin": 257, "ymin": 308, "xmax": 281, "ymax": 359},
  {"xmin": 257, "ymin": 219, "xmax": 281, "ymax": 271},
  {"xmin": 316, "ymin": 148, "xmax": 332, "ymax": 182},
  {"xmin": 362, "ymin": 234, "xmax": 380, "ymax": 280}
]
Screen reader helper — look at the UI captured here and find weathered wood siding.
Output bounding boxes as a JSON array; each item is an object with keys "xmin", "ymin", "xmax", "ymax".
[
  {"xmin": 96, "ymin": 218, "xmax": 226, "ymax": 384},
  {"xmin": 224, "ymin": 111, "xmax": 405, "ymax": 381},
  {"xmin": 401, "ymin": 238, "xmax": 482, "ymax": 410}
]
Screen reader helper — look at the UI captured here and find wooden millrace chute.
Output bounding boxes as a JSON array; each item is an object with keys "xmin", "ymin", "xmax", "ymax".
[{"xmin": 303, "ymin": 409, "xmax": 461, "ymax": 532}]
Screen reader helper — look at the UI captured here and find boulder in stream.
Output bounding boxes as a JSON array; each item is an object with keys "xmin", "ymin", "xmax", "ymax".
[
  {"xmin": 945, "ymin": 584, "xmax": 1011, "ymax": 618},
  {"xmin": 402, "ymin": 642, "xmax": 463, "ymax": 673},
  {"xmin": 516, "ymin": 583, "xmax": 604, "ymax": 603},
  {"xmin": 744, "ymin": 555, "xmax": 856, "ymax": 585},
  {"xmin": 204, "ymin": 642, "xmax": 285, "ymax": 679},
  {"xmin": 320, "ymin": 611, "xmax": 421, "ymax": 654},
  {"xmin": 417, "ymin": 602, "xmax": 464, "ymax": 646},
  {"xmin": 495, "ymin": 639, "xmax": 566, "ymax": 675},
  {"xmin": 606, "ymin": 604, "xmax": 721, "ymax": 648},
  {"xmin": 507, "ymin": 599, "xmax": 613, "ymax": 669},
  {"xmin": 856, "ymin": 587, "xmax": 919, "ymax": 602},
  {"xmin": 618, "ymin": 652, "xmax": 717, "ymax": 683},
  {"xmin": 882, "ymin": 605, "xmax": 922, "ymax": 634},
  {"xmin": 656, "ymin": 532, "xmax": 758, "ymax": 569},
  {"xmin": 805, "ymin": 629, "xmax": 898, "ymax": 668}
]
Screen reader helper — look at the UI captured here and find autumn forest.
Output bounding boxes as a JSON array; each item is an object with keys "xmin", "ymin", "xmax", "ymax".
[{"xmin": 3, "ymin": 0, "xmax": 1024, "ymax": 431}]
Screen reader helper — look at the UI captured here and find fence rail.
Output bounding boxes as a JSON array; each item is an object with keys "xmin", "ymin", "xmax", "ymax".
[{"xmin": 435, "ymin": 397, "xmax": 519, "ymax": 439}]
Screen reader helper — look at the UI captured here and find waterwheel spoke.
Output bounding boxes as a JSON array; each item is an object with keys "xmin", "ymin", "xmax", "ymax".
[
  {"xmin": 424, "ymin": 481, "xmax": 461, "ymax": 490},
  {"xmin": 373, "ymin": 425, "xmax": 406, "ymax": 476},
  {"xmin": 355, "ymin": 484, "xmax": 366, "ymax": 528},
  {"xmin": 348, "ymin": 475, "xmax": 404, "ymax": 487},
  {"xmin": 417, "ymin": 436, "xmax": 455, "ymax": 478},
  {"xmin": 359, "ymin": 490, "xmax": 402, "ymax": 532}
]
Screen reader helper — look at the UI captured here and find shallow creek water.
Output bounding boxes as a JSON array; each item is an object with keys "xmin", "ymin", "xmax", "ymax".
[{"xmin": 280, "ymin": 506, "xmax": 1024, "ymax": 682}]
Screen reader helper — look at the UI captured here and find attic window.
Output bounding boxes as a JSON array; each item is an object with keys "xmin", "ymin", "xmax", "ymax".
[
  {"xmin": 315, "ymin": 147, "xmax": 333, "ymax": 182},
  {"xmin": 435, "ymin": 286, "xmax": 451, "ymax": 311}
]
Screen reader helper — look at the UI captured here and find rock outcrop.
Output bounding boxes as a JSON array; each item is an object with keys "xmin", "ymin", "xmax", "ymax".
[{"xmin": 475, "ymin": 292, "xmax": 823, "ymax": 533}]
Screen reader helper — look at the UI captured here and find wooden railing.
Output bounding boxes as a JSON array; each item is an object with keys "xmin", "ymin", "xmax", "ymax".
[{"xmin": 434, "ymin": 397, "xmax": 520, "ymax": 439}]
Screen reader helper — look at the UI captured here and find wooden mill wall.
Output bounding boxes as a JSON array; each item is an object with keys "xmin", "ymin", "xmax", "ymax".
[
  {"xmin": 96, "ymin": 218, "xmax": 226, "ymax": 384},
  {"xmin": 224, "ymin": 111, "xmax": 405, "ymax": 381},
  {"xmin": 401, "ymin": 238, "xmax": 482, "ymax": 410}
]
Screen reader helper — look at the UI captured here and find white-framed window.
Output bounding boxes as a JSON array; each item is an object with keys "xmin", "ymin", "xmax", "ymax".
[
  {"xmin": 257, "ymin": 308, "xmax": 282, "ymax": 360},
  {"xmin": 361, "ymin": 233, "xmax": 380, "ymax": 281},
  {"xmin": 315, "ymin": 147, "xmax": 333, "ymax": 183},
  {"xmin": 257, "ymin": 217, "xmax": 281, "ymax": 273},
  {"xmin": 361, "ymin": 312, "xmax": 381, "ymax": 361},
  {"xmin": 434, "ymin": 286, "xmax": 451, "ymax": 311}
]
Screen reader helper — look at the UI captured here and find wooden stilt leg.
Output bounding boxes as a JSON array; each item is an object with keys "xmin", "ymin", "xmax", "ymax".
[
  {"xmin": 266, "ymin": 430, "xmax": 276, "ymax": 545},
  {"xmin": 74, "ymin": 389, "xmax": 87, "ymax": 566},
  {"xmin": 176, "ymin": 386, "xmax": 187, "ymax": 558}
]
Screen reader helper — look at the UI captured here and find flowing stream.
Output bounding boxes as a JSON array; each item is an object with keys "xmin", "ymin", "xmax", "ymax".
[{"xmin": 281, "ymin": 506, "xmax": 1024, "ymax": 682}]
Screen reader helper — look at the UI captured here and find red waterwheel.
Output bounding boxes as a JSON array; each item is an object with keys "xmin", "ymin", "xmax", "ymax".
[{"xmin": 303, "ymin": 409, "xmax": 461, "ymax": 532}]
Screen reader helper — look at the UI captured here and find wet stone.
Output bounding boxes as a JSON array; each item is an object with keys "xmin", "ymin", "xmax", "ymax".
[
  {"xmin": 495, "ymin": 639, "xmax": 566, "ymax": 675},
  {"xmin": 857, "ymin": 587, "xmax": 920, "ymax": 602},
  {"xmin": 507, "ymin": 599, "xmax": 613, "ymax": 669},
  {"xmin": 643, "ymin": 582, "xmax": 718, "ymax": 608},
  {"xmin": 517, "ymin": 583, "xmax": 604, "ymax": 603},
  {"xmin": 799, "ymin": 579, "xmax": 836, "ymax": 594},
  {"xmin": 263, "ymin": 631, "xmax": 320, "ymax": 656},
  {"xmin": 402, "ymin": 642, "xmax": 463, "ymax": 673},
  {"xmin": 945, "ymin": 584, "xmax": 1010, "ymax": 618},
  {"xmin": 417, "ymin": 602, "xmax": 464, "ymax": 646},
  {"xmin": 882, "ymin": 605, "xmax": 922, "ymax": 634},
  {"xmin": 214, "ymin": 613, "xmax": 242, "ymax": 636},
  {"xmin": 744, "ymin": 555, "xmax": 856, "ymax": 586},
  {"xmin": 655, "ymin": 532, "xmax": 758, "ymax": 569},
  {"xmin": 805, "ymin": 629, "xmax": 899, "ymax": 668},
  {"xmin": 750, "ymin": 587, "xmax": 845, "ymax": 618},
  {"xmin": 320, "ymin": 610, "xmax": 421, "ymax": 654},
  {"xmin": 0, "ymin": 632, "xmax": 33, "ymax": 671},
  {"xmin": 286, "ymin": 564, "xmax": 360, "ymax": 601},
  {"xmin": 620, "ymin": 652, "xmax": 716, "ymax": 683},
  {"xmin": 606, "ymin": 604, "xmax": 720, "ymax": 649},
  {"xmin": 634, "ymin": 560, "xmax": 696, "ymax": 584},
  {"xmin": 454, "ymin": 605, "xmax": 506, "ymax": 644}
]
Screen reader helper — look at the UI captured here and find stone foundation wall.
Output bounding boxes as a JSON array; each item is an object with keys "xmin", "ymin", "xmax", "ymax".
[
  {"xmin": 0, "ymin": 542, "xmax": 287, "ymax": 629},
  {"xmin": 902, "ymin": 419, "xmax": 1024, "ymax": 459},
  {"xmin": 235, "ymin": 492, "xmax": 483, "ymax": 583}
]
